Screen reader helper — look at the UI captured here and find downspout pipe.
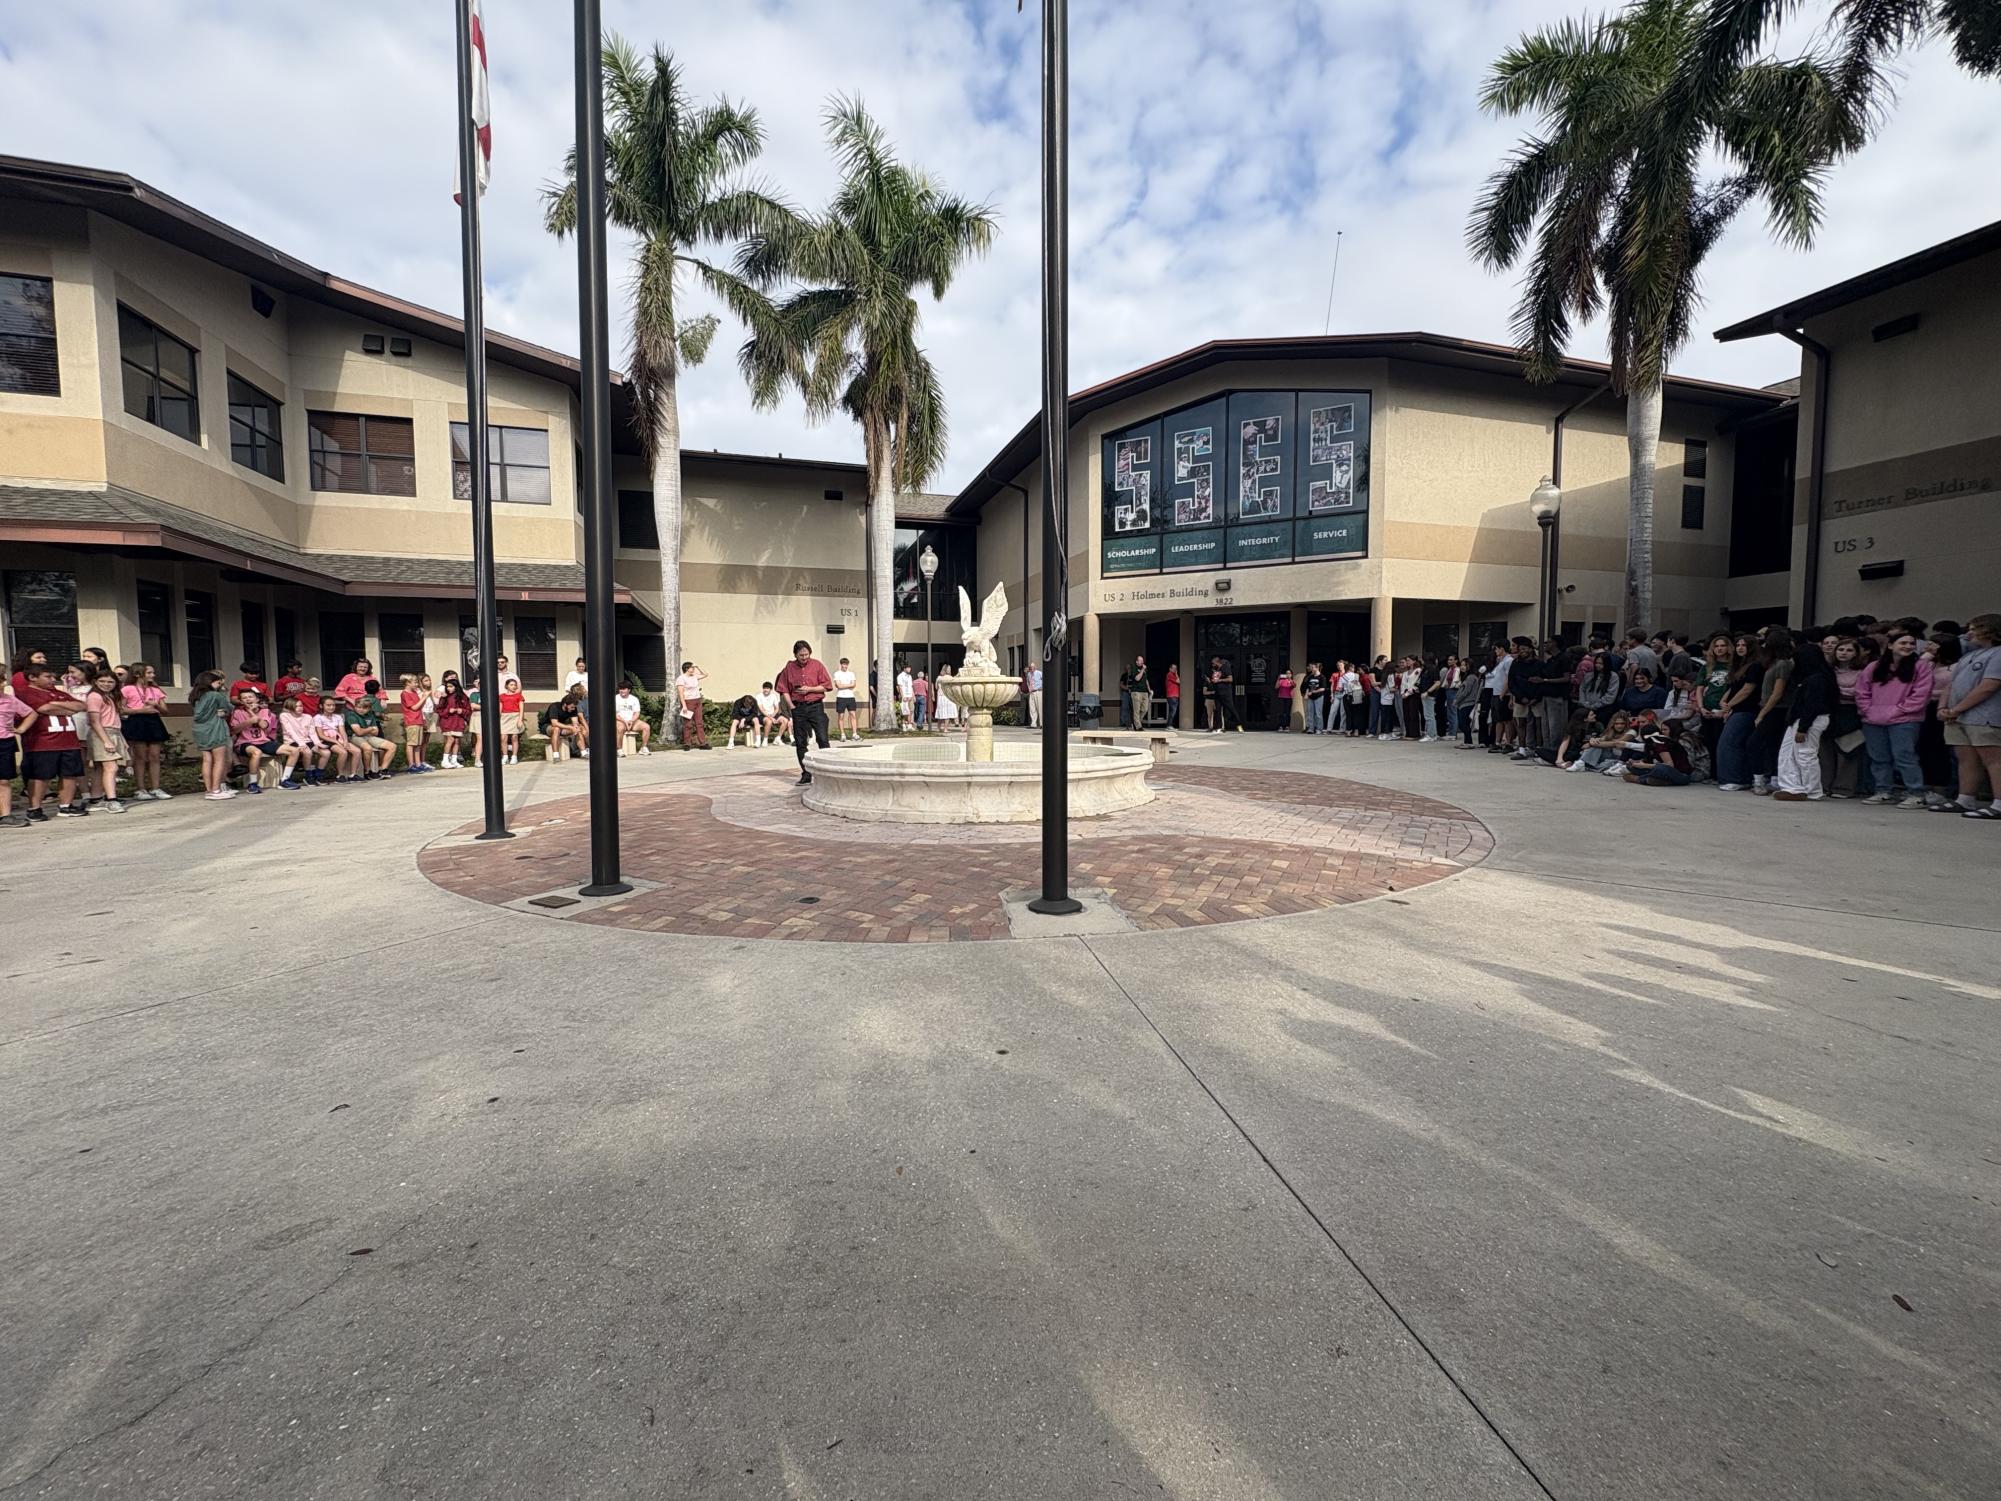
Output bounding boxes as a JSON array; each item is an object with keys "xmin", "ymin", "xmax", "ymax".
[
  {"xmin": 1550, "ymin": 380, "xmax": 1611, "ymax": 641},
  {"xmin": 1774, "ymin": 325, "xmax": 1829, "ymax": 629}
]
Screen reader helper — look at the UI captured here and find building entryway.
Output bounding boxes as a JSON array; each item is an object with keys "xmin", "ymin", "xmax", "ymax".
[{"xmin": 1196, "ymin": 612, "xmax": 1290, "ymax": 729}]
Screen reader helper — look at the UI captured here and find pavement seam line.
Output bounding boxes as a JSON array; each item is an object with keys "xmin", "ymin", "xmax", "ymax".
[
  {"xmin": 1474, "ymin": 864, "xmax": 2001, "ymax": 934},
  {"xmin": 1077, "ymin": 935, "xmax": 1561, "ymax": 1501}
]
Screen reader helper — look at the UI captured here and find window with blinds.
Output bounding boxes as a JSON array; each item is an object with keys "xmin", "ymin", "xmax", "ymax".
[
  {"xmin": 0, "ymin": 274, "xmax": 58, "ymax": 396},
  {"xmin": 450, "ymin": 422, "xmax": 552, "ymax": 504},
  {"xmin": 307, "ymin": 411, "xmax": 417, "ymax": 495}
]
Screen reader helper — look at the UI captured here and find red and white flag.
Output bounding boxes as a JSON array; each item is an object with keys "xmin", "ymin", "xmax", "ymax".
[{"xmin": 452, "ymin": 0, "xmax": 491, "ymax": 204}]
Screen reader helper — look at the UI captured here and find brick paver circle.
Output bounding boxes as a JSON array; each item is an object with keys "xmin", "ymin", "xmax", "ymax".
[{"xmin": 417, "ymin": 764, "xmax": 1494, "ymax": 943}]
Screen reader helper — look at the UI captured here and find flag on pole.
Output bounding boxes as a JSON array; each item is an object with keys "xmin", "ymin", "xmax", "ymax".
[{"xmin": 452, "ymin": 0, "xmax": 491, "ymax": 204}]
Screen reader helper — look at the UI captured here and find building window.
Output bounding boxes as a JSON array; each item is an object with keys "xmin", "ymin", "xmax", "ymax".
[
  {"xmin": 240, "ymin": 600, "xmax": 267, "ymax": 673},
  {"xmin": 1682, "ymin": 439, "xmax": 1707, "ymax": 481},
  {"xmin": 891, "ymin": 526, "xmax": 976, "ymax": 620},
  {"xmin": 118, "ymin": 304, "xmax": 200, "ymax": 442},
  {"xmin": 1680, "ymin": 483, "xmax": 1706, "ymax": 531},
  {"xmin": 274, "ymin": 607, "xmax": 298, "ymax": 675},
  {"xmin": 514, "ymin": 615, "xmax": 557, "ymax": 689},
  {"xmin": 227, "ymin": 374, "xmax": 284, "ymax": 480},
  {"xmin": 450, "ymin": 422, "xmax": 552, "ymax": 504},
  {"xmin": 617, "ymin": 489, "xmax": 660, "ymax": 548},
  {"xmin": 308, "ymin": 411, "xmax": 416, "ymax": 495},
  {"xmin": 620, "ymin": 632, "xmax": 666, "ymax": 691},
  {"xmin": 319, "ymin": 610, "xmax": 365, "ymax": 689},
  {"xmin": 378, "ymin": 612, "xmax": 425, "ymax": 684},
  {"xmin": 185, "ymin": 589, "xmax": 218, "ymax": 675},
  {"xmin": 0, "ymin": 273, "xmax": 59, "ymax": 396},
  {"xmin": 3, "ymin": 570, "xmax": 79, "ymax": 669},
  {"xmin": 136, "ymin": 579, "xmax": 175, "ymax": 678}
]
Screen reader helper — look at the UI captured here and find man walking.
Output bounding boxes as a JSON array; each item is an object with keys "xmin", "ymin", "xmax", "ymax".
[
  {"xmin": 1026, "ymin": 662, "xmax": 1043, "ymax": 728},
  {"xmin": 1123, "ymin": 655, "xmax": 1152, "ymax": 730},
  {"xmin": 775, "ymin": 639, "xmax": 834, "ymax": 786},
  {"xmin": 674, "ymin": 661, "xmax": 710, "ymax": 750}
]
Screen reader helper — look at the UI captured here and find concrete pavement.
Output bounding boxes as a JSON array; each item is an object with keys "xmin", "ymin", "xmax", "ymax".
[{"xmin": 2, "ymin": 732, "xmax": 1995, "ymax": 1498}]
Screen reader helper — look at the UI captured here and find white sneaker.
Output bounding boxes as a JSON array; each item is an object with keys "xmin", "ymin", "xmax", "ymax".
[
  {"xmin": 1565, "ymin": 761, "xmax": 1590, "ymax": 772},
  {"xmin": 1861, "ymin": 791, "xmax": 1892, "ymax": 804},
  {"xmin": 1602, "ymin": 764, "xmax": 1628, "ymax": 777},
  {"xmin": 150, "ymin": 788, "xmax": 172, "ymax": 800},
  {"xmin": 639, "ymin": 747, "xmax": 651, "ymax": 756},
  {"xmin": 101, "ymin": 798, "xmax": 126, "ymax": 812},
  {"xmin": 617, "ymin": 748, "xmax": 626, "ymax": 757},
  {"xmin": 1897, "ymin": 795, "xmax": 1929, "ymax": 810},
  {"xmin": 1716, "ymin": 783, "xmax": 1746, "ymax": 792}
]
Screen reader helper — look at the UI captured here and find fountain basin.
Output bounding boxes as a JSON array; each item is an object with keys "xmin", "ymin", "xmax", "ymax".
[{"xmin": 802, "ymin": 739, "xmax": 1154, "ymax": 824}]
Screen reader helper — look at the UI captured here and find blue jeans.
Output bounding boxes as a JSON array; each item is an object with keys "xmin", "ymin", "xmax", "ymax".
[
  {"xmin": 1443, "ymin": 699, "xmax": 1462, "ymax": 738},
  {"xmin": 1306, "ymin": 697, "xmax": 1326, "ymax": 734},
  {"xmin": 1862, "ymin": 721, "xmax": 1922, "ymax": 793},
  {"xmin": 1716, "ymin": 713, "xmax": 1756, "ymax": 786}
]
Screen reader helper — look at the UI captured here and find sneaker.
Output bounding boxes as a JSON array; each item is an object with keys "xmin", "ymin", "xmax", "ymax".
[
  {"xmin": 1715, "ymin": 783, "xmax": 1746, "ymax": 791},
  {"xmin": 1602, "ymin": 764, "xmax": 1628, "ymax": 777},
  {"xmin": 1772, "ymin": 790, "xmax": 1806, "ymax": 801},
  {"xmin": 55, "ymin": 804, "xmax": 87, "ymax": 817},
  {"xmin": 1565, "ymin": 762, "xmax": 1589, "ymax": 772},
  {"xmin": 1896, "ymin": 795, "xmax": 1929, "ymax": 810},
  {"xmin": 203, "ymin": 790, "xmax": 232, "ymax": 801},
  {"xmin": 26, "ymin": 807, "xmax": 49, "ymax": 823},
  {"xmin": 1861, "ymin": 791, "xmax": 1893, "ymax": 804},
  {"xmin": 278, "ymin": 778, "xmax": 299, "ymax": 791},
  {"xmin": 1752, "ymin": 786, "xmax": 1773, "ymax": 797},
  {"xmin": 245, "ymin": 782, "xmax": 262, "ymax": 794},
  {"xmin": 638, "ymin": 747, "xmax": 651, "ymax": 756},
  {"xmin": 99, "ymin": 799, "xmax": 126, "ymax": 813},
  {"xmin": 150, "ymin": 788, "xmax": 173, "ymax": 800},
  {"xmin": 0, "ymin": 812, "xmax": 28, "ymax": 827},
  {"xmin": 797, "ymin": 772, "xmax": 813, "ymax": 786}
]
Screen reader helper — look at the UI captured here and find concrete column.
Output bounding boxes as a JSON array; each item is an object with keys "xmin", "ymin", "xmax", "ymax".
[
  {"xmin": 1081, "ymin": 611, "xmax": 1101, "ymax": 695},
  {"xmin": 1370, "ymin": 595, "xmax": 1394, "ymax": 662},
  {"xmin": 1288, "ymin": 604, "xmax": 1308, "ymax": 728},
  {"xmin": 1177, "ymin": 613, "xmax": 1196, "ymax": 728}
]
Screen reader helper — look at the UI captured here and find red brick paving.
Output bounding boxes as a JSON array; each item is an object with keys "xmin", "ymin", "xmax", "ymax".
[{"xmin": 417, "ymin": 765, "xmax": 1493, "ymax": 943}]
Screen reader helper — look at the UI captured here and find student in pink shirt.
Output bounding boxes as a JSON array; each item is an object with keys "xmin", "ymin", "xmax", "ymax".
[
  {"xmin": 118, "ymin": 661, "xmax": 172, "ymax": 800},
  {"xmin": 0, "ymin": 685, "xmax": 38, "ymax": 826},
  {"xmin": 83, "ymin": 669, "xmax": 130, "ymax": 813},
  {"xmin": 276, "ymin": 694, "xmax": 326, "ymax": 789},
  {"xmin": 228, "ymin": 690, "xmax": 278, "ymax": 793},
  {"xmin": 313, "ymin": 699, "xmax": 361, "ymax": 783}
]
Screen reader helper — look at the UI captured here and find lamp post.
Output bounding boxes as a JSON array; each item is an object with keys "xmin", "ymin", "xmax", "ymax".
[
  {"xmin": 919, "ymin": 544, "xmax": 938, "ymax": 717},
  {"xmin": 1530, "ymin": 476, "xmax": 1562, "ymax": 644}
]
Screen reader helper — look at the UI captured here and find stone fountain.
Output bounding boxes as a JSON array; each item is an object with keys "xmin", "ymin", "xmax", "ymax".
[{"xmin": 802, "ymin": 583, "xmax": 1154, "ymax": 823}]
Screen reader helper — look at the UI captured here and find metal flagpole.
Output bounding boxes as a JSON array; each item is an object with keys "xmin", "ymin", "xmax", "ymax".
[
  {"xmin": 574, "ymin": 0, "xmax": 628, "ymax": 896},
  {"xmin": 455, "ymin": 0, "xmax": 510, "ymax": 841},
  {"xmin": 1029, "ymin": 0, "xmax": 1081, "ymax": 915}
]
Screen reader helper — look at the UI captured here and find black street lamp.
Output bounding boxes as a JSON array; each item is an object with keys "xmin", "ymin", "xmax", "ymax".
[
  {"xmin": 919, "ymin": 543, "xmax": 938, "ymax": 709},
  {"xmin": 1530, "ymin": 476, "xmax": 1562, "ymax": 643}
]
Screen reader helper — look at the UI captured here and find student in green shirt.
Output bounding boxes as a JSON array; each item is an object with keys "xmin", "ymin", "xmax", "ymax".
[{"xmin": 343, "ymin": 681, "xmax": 396, "ymax": 779}]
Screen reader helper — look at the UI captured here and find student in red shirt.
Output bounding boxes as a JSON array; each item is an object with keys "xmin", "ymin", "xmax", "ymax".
[
  {"xmin": 16, "ymin": 663, "xmax": 88, "ymax": 820},
  {"xmin": 497, "ymin": 676, "xmax": 525, "ymax": 764},
  {"xmin": 271, "ymin": 660, "xmax": 309, "ymax": 707},
  {"xmin": 773, "ymin": 639, "xmax": 834, "ymax": 785},
  {"xmin": 229, "ymin": 660, "xmax": 272, "ymax": 706}
]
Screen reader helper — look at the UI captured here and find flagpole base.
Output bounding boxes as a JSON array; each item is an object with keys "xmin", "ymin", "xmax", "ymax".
[
  {"xmin": 474, "ymin": 829, "xmax": 516, "ymax": 841},
  {"xmin": 1027, "ymin": 895, "xmax": 1084, "ymax": 916},
  {"xmin": 579, "ymin": 881, "xmax": 633, "ymax": 898}
]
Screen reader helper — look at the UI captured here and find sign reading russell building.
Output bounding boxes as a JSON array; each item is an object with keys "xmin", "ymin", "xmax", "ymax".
[{"xmin": 1101, "ymin": 388, "xmax": 1372, "ymax": 577}]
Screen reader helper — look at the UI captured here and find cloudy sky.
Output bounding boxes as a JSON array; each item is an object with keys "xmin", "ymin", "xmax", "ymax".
[{"xmin": 3, "ymin": 1, "xmax": 1996, "ymax": 490}]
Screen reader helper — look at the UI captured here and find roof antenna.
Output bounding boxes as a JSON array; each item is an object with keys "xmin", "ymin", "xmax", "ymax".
[{"xmin": 1321, "ymin": 230, "xmax": 1344, "ymax": 335}]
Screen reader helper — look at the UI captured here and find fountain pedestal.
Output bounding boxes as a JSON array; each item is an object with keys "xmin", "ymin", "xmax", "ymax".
[{"xmin": 948, "ymin": 673, "xmax": 1021, "ymax": 763}]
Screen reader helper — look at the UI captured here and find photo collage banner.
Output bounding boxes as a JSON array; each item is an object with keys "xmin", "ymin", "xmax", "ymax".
[{"xmin": 1100, "ymin": 389, "xmax": 1370, "ymax": 576}]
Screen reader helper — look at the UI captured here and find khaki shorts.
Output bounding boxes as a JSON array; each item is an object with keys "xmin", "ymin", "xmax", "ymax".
[
  {"xmin": 354, "ymin": 734, "xmax": 393, "ymax": 754},
  {"xmin": 403, "ymin": 722, "xmax": 426, "ymax": 746},
  {"xmin": 500, "ymin": 711, "xmax": 524, "ymax": 735},
  {"xmin": 89, "ymin": 726, "xmax": 129, "ymax": 764},
  {"xmin": 1943, "ymin": 722, "xmax": 2001, "ymax": 747}
]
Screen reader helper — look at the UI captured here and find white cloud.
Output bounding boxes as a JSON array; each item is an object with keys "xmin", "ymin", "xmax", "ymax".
[{"xmin": 3, "ymin": 1, "xmax": 1997, "ymax": 490}]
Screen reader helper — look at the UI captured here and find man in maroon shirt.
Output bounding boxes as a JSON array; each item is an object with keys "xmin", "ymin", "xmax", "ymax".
[{"xmin": 773, "ymin": 639, "xmax": 834, "ymax": 786}]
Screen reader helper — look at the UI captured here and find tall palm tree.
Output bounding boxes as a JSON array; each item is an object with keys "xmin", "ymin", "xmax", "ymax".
[
  {"xmin": 737, "ymin": 99, "xmax": 995, "ymax": 730},
  {"xmin": 544, "ymin": 38, "xmax": 789, "ymax": 733},
  {"xmin": 1470, "ymin": 0, "xmax": 1857, "ymax": 629}
]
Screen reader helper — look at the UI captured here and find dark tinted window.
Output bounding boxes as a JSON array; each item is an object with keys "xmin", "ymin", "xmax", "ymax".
[
  {"xmin": 617, "ymin": 489, "xmax": 659, "ymax": 549},
  {"xmin": 451, "ymin": 422, "xmax": 552, "ymax": 504},
  {"xmin": 136, "ymin": 579, "xmax": 175, "ymax": 678},
  {"xmin": 379, "ymin": 612, "xmax": 426, "ymax": 684},
  {"xmin": 514, "ymin": 615, "xmax": 557, "ymax": 689},
  {"xmin": 228, "ymin": 374, "xmax": 284, "ymax": 480},
  {"xmin": 2, "ymin": 570, "xmax": 79, "ymax": 669},
  {"xmin": 118, "ymin": 304, "xmax": 200, "ymax": 441},
  {"xmin": 185, "ymin": 589, "xmax": 218, "ymax": 675}
]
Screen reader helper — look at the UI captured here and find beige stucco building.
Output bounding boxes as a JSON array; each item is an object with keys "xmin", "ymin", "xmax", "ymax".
[
  {"xmin": 0, "ymin": 157, "xmax": 961, "ymax": 712},
  {"xmin": 953, "ymin": 335, "xmax": 1782, "ymax": 727},
  {"xmin": 1716, "ymin": 218, "xmax": 2001, "ymax": 628}
]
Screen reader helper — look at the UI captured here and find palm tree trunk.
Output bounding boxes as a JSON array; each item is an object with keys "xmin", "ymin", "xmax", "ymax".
[
  {"xmin": 652, "ymin": 364, "xmax": 684, "ymax": 744},
  {"xmin": 867, "ymin": 429, "xmax": 898, "ymax": 732},
  {"xmin": 1623, "ymin": 380, "xmax": 1661, "ymax": 632}
]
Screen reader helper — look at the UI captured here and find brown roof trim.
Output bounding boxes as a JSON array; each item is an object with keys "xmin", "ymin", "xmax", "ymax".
[
  {"xmin": 946, "ymin": 331, "xmax": 1782, "ymax": 516},
  {"xmin": 0, "ymin": 154, "xmax": 600, "ymax": 392},
  {"xmin": 1713, "ymin": 218, "xmax": 2001, "ymax": 342}
]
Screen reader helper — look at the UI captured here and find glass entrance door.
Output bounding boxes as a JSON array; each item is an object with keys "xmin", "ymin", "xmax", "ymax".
[{"xmin": 1195, "ymin": 612, "xmax": 1290, "ymax": 728}]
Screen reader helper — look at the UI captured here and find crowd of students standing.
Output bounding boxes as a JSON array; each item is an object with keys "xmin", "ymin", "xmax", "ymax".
[{"xmin": 1284, "ymin": 613, "xmax": 2001, "ymax": 816}]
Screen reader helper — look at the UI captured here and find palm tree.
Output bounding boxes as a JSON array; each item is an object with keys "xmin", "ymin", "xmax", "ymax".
[
  {"xmin": 737, "ymin": 99, "xmax": 995, "ymax": 731},
  {"xmin": 544, "ymin": 38, "xmax": 789, "ymax": 735},
  {"xmin": 1470, "ymin": 0, "xmax": 1857, "ymax": 629}
]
